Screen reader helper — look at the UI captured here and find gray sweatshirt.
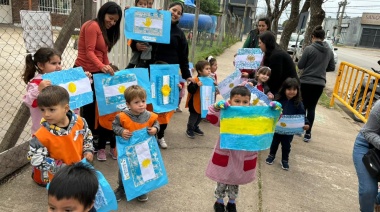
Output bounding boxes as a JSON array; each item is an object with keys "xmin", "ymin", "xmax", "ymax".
[
  {"xmin": 298, "ymin": 41, "xmax": 335, "ymax": 86},
  {"xmin": 361, "ymin": 101, "xmax": 380, "ymax": 149},
  {"xmin": 112, "ymin": 109, "xmax": 160, "ymax": 136}
]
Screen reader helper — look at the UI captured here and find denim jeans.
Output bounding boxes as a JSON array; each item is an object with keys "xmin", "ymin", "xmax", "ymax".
[{"xmin": 352, "ymin": 132, "xmax": 380, "ymax": 212}]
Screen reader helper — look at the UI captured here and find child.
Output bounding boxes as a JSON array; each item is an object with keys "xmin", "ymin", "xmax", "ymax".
[
  {"xmin": 205, "ymin": 86, "xmax": 258, "ymax": 212},
  {"xmin": 22, "ymin": 47, "xmax": 62, "ymax": 135},
  {"xmin": 112, "ymin": 85, "xmax": 160, "ymax": 202},
  {"xmin": 48, "ymin": 162, "xmax": 98, "ymax": 212},
  {"xmin": 206, "ymin": 55, "xmax": 219, "ymax": 98},
  {"xmin": 185, "ymin": 60, "xmax": 211, "ymax": 139},
  {"xmin": 27, "ymin": 85, "xmax": 94, "ymax": 186},
  {"xmin": 247, "ymin": 66, "xmax": 274, "ymax": 100},
  {"xmin": 265, "ymin": 78, "xmax": 310, "ymax": 170}
]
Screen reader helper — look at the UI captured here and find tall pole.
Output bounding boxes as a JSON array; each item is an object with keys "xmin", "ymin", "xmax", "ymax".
[
  {"xmin": 333, "ymin": 3, "xmax": 341, "ymax": 38},
  {"xmin": 239, "ymin": 0, "xmax": 249, "ymax": 40},
  {"xmin": 189, "ymin": 0, "xmax": 200, "ymax": 63},
  {"xmin": 335, "ymin": 0, "xmax": 347, "ymax": 44}
]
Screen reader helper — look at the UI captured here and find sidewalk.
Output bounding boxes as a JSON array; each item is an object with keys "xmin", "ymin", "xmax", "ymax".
[{"xmin": 0, "ymin": 40, "xmax": 361, "ymax": 211}]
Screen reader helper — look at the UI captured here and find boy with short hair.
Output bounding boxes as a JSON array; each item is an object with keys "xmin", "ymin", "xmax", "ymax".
[
  {"xmin": 28, "ymin": 85, "xmax": 94, "ymax": 185},
  {"xmin": 48, "ymin": 162, "xmax": 98, "ymax": 212},
  {"xmin": 112, "ymin": 85, "xmax": 160, "ymax": 202}
]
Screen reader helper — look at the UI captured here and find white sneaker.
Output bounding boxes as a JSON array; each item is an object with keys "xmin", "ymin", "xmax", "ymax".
[{"xmin": 158, "ymin": 138, "xmax": 168, "ymax": 149}]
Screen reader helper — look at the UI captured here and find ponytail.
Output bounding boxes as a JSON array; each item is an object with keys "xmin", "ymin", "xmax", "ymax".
[{"xmin": 22, "ymin": 54, "xmax": 38, "ymax": 84}]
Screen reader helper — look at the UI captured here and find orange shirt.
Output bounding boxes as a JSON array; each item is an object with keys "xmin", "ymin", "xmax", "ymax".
[{"xmin": 185, "ymin": 77, "xmax": 201, "ymax": 114}]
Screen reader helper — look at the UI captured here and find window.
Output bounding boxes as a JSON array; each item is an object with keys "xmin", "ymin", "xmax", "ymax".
[
  {"xmin": 0, "ymin": 0, "xmax": 10, "ymax": 5},
  {"xmin": 39, "ymin": 0, "xmax": 72, "ymax": 15}
]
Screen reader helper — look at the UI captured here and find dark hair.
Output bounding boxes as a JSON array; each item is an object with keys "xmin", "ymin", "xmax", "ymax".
[
  {"xmin": 195, "ymin": 60, "xmax": 210, "ymax": 75},
  {"xmin": 312, "ymin": 25, "xmax": 325, "ymax": 40},
  {"xmin": 258, "ymin": 31, "xmax": 279, "ymax": 65},
  {"xmin": 275, "ymin": 78, "xmax": 302, "ymax": 106},
  {"xmin": 124, "ymin": 85, "xmax": 147, "ymax": 103},
  {"xmin": 48, "ymin": 162, "xmax": 98, "ymax": 210},
  {"xmin": 22, "ymin": 48, "xmax": 61, "ymax": 84},
  {"xmin": 255, "ymin": 66, "xmax": 271, "ymax": 80},
  {"xmin": 135, "ymin": 0, "xmax": 147, "ymax": 6},
  {"xmin": 37, "ymin": 85, "xmax": 69, "ymax": 107},
  {"xmin": 230, "ymin": 86, "xmax": 251, "ymax": 99},
  {"xmin": 257, "ymin": 17, "xmax": 271, "ymax": 31},
  {"xmin": 168, "ymin": 2, "xmax": 184, "ymax": 15},
  {"xmin": 96, "ymin": 2, "xmax": 122, "ymax": 52},
  {"xmin": 205, "ymin": 55, "xmax": 217, "ymax": 66}
]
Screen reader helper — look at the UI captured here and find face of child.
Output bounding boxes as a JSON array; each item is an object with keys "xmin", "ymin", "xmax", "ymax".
[
  {"xmin": 48, "ymin": 196, "xmax": 92, "ymax": 212},
  {"xmin": 257, "ymin": 73, "xmax": 270, "ymax": 83},
  {"xmin": 199, "ymin": 65, "xmax": 211, "ymax": 77},
  {"xmin": 127, "ymin": 97, "xmax": 147, "ymax": 115},
  {"xmin": 285, "ymin": 87, "xmax": 298, "ymax": 100},
  {"xmin": 211, "ymin": 62, "xmax": 218, "ymax": 73},
  {"xmin": 39, "ymin": 103, "xmax": 69, "ymax": 127},
  {"xmin": 147, "ymin": 0, "xmax": 154, "ymax": 8},
  {"xmin": 136, "ymin": 0, "xmax": 148, "ymax": 8},
  {"xmin": 104, "ymin": 13, "xmax": 119, "ymax": 29},
  {"xmin": 228, "ymin": 95, "xmax": 250, "ymax": 106},
  {"xmin": 37, "ymin": 55, "xmax": 62, "ymax": 74}
]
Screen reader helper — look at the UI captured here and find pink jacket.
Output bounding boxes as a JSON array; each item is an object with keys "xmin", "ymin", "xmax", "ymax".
[
  {"xmin": 205, "ymin": 105, "xmax": 258, "ymax": 185},
  {"xmin": 23, "ymin": 74, "xmax": 43, "ymax": 135}
]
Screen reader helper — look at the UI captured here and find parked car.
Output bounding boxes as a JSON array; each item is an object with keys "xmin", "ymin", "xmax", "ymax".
[
  {"xmin": 287, "ymin": 33, "xmax": 304, "ymax": 55},
  {"xmin": 295, "ymin": 39, "xmax": 338, "ymax": 64}
]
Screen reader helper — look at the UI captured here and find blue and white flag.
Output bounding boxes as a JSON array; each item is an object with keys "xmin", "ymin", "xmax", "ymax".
[
  {"xmin": 42, "ymin": 67, "xmax": 92, "ymax": 109},
  {"xmin": 124, "ymin": 7, "xmax": 171, "ymax": 43},
  {"xmin": 218, "ymin": 69, "xmax": 242, "ymax": 100},
  {"xmin": 116, "ymin": 128, "xmax": 168, "ymax": 201},
  {"xmin": 245, "ymin": 84, "xmax": 271, "ymax": 105},
  {"xmin": 199, "ymin": 77, "xmax": 215, "ymax": 118},
  {"xmin": 275, "ymin": 114, "xmax": 305, "ymax": 135},
  {"xmin": 235, "ymin": 48, "xmax": 263, "ymax": 70}
]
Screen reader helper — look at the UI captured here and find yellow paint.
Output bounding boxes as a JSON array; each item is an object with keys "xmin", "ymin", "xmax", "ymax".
[
  {"xmin": 143, "ymin": 17, "xmax": 152, "ymax": 27},
  {"xmin": 280, "ymin": 122, "xmax": 287, "ymax": 127},
  {"xmin": 252, "ymin": 98, "xmax": 259, "ymax": 105},
  {"xmin": 247, "ymin": 55, "xmax": 255, "ymax": 62},
  {"xmin": 221, "ymin": 117, "xmax": 275, "ymax": 135},
  {"xmin": 141, "ymin": 158, "xmax": 151, "ymax": 168},
  {"xmin": 161, "ymin": 84, "xmax": 171, "ymax": 96},
  {"xmin": 118, "ymin": 85, "xmax": 126, "ymax": 94},
  {"xmin": 68, "ymin": 82, "xmax": 76, "ymax": 93},
  {"xmin": 229, "ymin": 83, "xmax": 234, "ymax": 88}
]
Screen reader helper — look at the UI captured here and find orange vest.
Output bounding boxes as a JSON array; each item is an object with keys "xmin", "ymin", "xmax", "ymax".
[
  {"xmin": 185, "ymin": 77, "xmax": 201, "ymax": 113},
  {"xmin": 146, "ymin": 104, "xmax": 175, "ymax": 124},
  {"xmin": 119, "ymin": 112, "xmax": 158, "ymax": 132},
  {"xmin": 94, "ymin": 102, "xmax": 119, "ymax": 130}
]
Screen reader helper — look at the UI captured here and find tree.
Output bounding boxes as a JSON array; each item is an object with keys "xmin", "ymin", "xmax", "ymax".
[
  {"xmin": 302, "ymin": 0, "xmax": 325, "ymax": 47},
  {"xmin": 265, "ymin": 0, "xmax": 291, "ymax": 34}
]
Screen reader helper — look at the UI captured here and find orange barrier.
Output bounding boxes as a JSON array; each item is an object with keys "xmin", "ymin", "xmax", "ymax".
[{"xmin": 329, "ymin": 61, "xmax": 380, "ymax": 123}]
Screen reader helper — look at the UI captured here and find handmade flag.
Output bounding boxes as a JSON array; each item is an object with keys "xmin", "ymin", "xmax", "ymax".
[
  {"xmin": 245, "ymin": 84, "xmax": 270, "ymax": 105},
  {"xmin": 199, "ymin": 77, "xmax": 215, "ymax": 118},
  {"xmin": 42, "ymin": 67, "xmax": 92, "ymax": 109},
  {"xmin": 234, "ymin": 48, "xmax": 263, "ymax": 70},
  {"xmin": 218, "ymin": 69, "xmax": 242, "ymax": 100},
  {"xmin": 275, "ymin": 114, "xmax": 305, "ymax": 135},
  {"xmin": 150, "ymin": 64, "xmax": 180, "ymax": 113},
  {"xmin": 116, "ymin": 128, "xmax": 168, "ymax": 201},
  {"xmin": 220, "ymin": 106, "xmax": 282, "ymax": 151},
  {"xmin": 124, "ymin": 7, "xmax": 171, "ymax": 43}
]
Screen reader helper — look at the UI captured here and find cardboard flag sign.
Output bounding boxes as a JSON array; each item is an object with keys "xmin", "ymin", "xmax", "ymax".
[
  {"xmin": 42, "ymin": 67, "xmax": 92, "ymax": 109},
  {"xmin": 234, "ymin": 48, "xmax": 263, "ymax": 70},
  {"xmin": 199, "ymin": 77, "xmax": 215, "ymax": 118},
  {"xmin": 275, "ymin": 114, "xmax": 305, "ymax": 135},
  {"xmin": 218, "ymin": 69, "xmax": 242, "ymax": 100}
]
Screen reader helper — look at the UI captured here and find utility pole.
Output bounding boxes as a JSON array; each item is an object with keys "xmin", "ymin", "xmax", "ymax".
[
  {"xmin": 333, "ymin": 2, "xmax": 342, "ymax": 38},
  {"xmin": 239, "ymin": 0, "xmax": 249, "ymax": 40},
  {"xmin": 190, "ymin": 0, "xmax": 200, "ymax": 63},
  {"xmin": 335, "ymin": 0, "xmax": 347, "ymax": 44}
]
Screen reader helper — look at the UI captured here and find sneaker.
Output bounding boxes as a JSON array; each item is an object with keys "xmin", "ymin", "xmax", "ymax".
[
  {"xmin": 186, "ymin": 130, "xmax": 195, "ymax": 139},
  {"xmin": 176, "ymin": 107, "xmax": 182, "ymax": 112},
  {"xmin": 158, "ymin": 138, "xmax": 168, "ymax": 149},
  {"xmin": 202, "ymin": 118, "xmax": 210, "ymax": 123},
  {"xmin": 137, "ymin": 194, "xmax": 148, "ymax": 202},
  {"xmin": 114, "ymin": 186, "xmax": 125, "ymax": 202},
  {"xmin": 226, "ymin": 202, "xmax": 237, "ymax": 212},
  {"xmin": 213, "ymin": 202, "xmax": 225, "ymax": 212},
  {"xmin": 109, "ymin": 148, "xmax": 117, "ymax": 160},
  {"xmin": 194, "ymin": 127, "xmax": 204, "ymax": 136},
  {"xmin": 265, "ymin": 155, "xmax": 275, "ymax": 165},
  {"xmin": 303, "ymin": 134, "xmax": 311, "ymax": 142},
  {"xmin": 281, "ymin": 160, "xmax": 289, "ymax": 170},
  {"xmin": 97, "ymin": 149, "xmax": 107, "ymax": 161}
]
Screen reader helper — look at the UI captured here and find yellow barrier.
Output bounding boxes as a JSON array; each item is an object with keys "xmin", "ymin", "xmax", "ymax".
[{"xmin": 330, "ymin": 61, "xmax": 380, "ymax": 123}]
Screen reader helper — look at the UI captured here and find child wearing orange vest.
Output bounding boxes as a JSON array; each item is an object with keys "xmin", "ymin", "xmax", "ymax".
[
  {"xmin": 185, "ymin": 60, "xmax": 211, "ymax": 139},
  {"xmin": 27, "ymin": 85, "xmax": 94, "ymax": 185},
  {"xmin": 112, "ymin": 85, "xmax": 160, "ymax": 202}
]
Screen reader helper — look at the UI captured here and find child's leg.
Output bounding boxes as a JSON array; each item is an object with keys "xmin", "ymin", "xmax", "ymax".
[
  {"xmin": 97, "ymin": 126, "xmax": 109, "ymax": 161},
  {"xmin": 157, "ymin": 124, "xmax": 167, "ymax": 140},
  {"xmin": 226, "ymin": 184, "xmax": 239, "ymax": 202},
  {"xmin": 280, "ymin": 136, "xmax": 294, "ymax": 162},
  {"xmin": 214, "ymin": 182, "xmax": 228, "ymax": 203},
  {"xmin": 269, "ymin": 134, "xmax": 281, "ymax": 157}
]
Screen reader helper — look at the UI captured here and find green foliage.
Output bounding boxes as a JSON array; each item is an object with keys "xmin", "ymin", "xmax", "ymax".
[
  {"xmin": 189, "ymin": 37, "xmax": 239, "ymax": 63},
  {"xmin": 199, "ymin": 0, "xmax": 220, "ymax": 15}
]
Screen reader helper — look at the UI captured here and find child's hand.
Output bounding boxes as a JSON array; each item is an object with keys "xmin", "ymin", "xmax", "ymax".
[
  {"xmin": 84, "ymin": 152, "xmax": 94, "ymax": 162},
  {"xmin": 197, "ymin": 81, "xmax": 202, "ymax": 86},
  {"xmin": 241, "ymin": 72, "xmax": 249, "ymax": 78},
  {"xmin": 267, "ymin": 92, "xmax": 274, "ymax": 100},
  {"xmin": 214, "ymin": 100, "xmax": 229, "ymax": 110},
  {"xmin": 303, "ymin": 125, "xmax": 310, "ymax": 131},
  {"xmin": 147, "ymin": 127, "xmax": 157, "ymax": 135},
  {"xmin": 178, "ymin": 83, "xmax": 183, "ymax": 89},
  {"xmin": 85, "ymin": 71, "xmax": 93, "ymax": 84},
  {"xmin": 122, "ymin": 129, "xmax": 132, "ymax": 139},
  {"xmin": 124, "ymin": 6, "xmax": 130, "ymax": 10},
  {"xmin": 38, "ymin": 80, "xmax": 52, "ymax": 91},
  {"xmin": 247, "ymin": 82, "xmax": 254, "ymax": 87}
]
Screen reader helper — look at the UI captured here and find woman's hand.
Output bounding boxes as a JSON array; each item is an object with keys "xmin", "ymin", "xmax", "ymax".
[
  {"xmin": 38, "ymin": 80, "xmax": 51, "ymax": 92},
  {"xmin": 85, "ymin": 72, "xmax": 93, "ymax": 83},
  {"xmin": 187, "ymin": 77, "xmax": 195, "ymax": 83},
  {"xmin": 101, "ymin": 65, "xmax": 115, "ymax": 76},
  {"xmin": 136, "ymin": 43, "xmax": 148, "ymax": 51},
  {"xmin": 303, "ymin": 125, "xmax": 310, "ymax": 131},
  {"xmin": 197, "ymin": 81, "xmax": 202, "ymax": 86}
]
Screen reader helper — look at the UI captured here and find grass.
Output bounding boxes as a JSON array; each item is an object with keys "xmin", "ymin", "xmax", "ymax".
[{"xmin": 189, "ymin": 37, "xmax": 239, "ymax": 63}]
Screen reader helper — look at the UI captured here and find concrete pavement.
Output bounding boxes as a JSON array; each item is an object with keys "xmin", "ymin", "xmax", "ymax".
[{"xmin": 0, "ymin": 40, "xmax": 362, "ymax": 211}]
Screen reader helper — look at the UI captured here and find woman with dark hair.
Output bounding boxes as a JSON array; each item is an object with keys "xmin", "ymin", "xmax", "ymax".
[
  {"xmin": 297, "ymin": 26, "xmax": 335, "ymax": 142},
  {"xmin": 257, "ymin": 31, "xmax": 298, "ymax": 95},
  {"xmin": 243, "ymin": 17, "xmax": 271, "ymax": 48},
  {"xmin": 74, "ymin": 1, "xmax": 122, "ymax": 161}
]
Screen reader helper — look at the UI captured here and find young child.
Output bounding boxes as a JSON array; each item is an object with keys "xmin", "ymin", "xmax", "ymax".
[
  {"xmin": 247, "ymin": 66, "xmax": 274, "ymax": 100},
  {"xmin": 27, "ymin": 85, "xmax": 94, "ymax": 186},
  {"xmin": 185, "ymin": 60, "xmax": 211, "ymax": 139},
  {"xmin": 48, "ymin": 162, "xmax": 98, "ymax": 212},
  {"xmin": 22, "ymin": 47, "xmax": 62, "ymax": 135},
  {"xmin": 206, "ymin": 55, "xmax": 219, "ymax": 99},
  {"xmin": 205, "ymin": 86, "xmax": 258, "ymax": 212},
  {"xmin": 112, "ymin": 85, "xmax": 160, "ymax": 202},
  {"xmin": 265, "ymin": 78, "xmax": 310, "ymax": 170}
]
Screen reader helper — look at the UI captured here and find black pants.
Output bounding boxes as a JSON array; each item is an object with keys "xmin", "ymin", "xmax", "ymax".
[
  {"xmin": 81, "ymin": 75, "xmax": 98, "ymax": 136},
  {"xmin": 187, "ymin": 111, "xmax": 202, "ymax": 131},
  {"xmin": 269, "ymin": 134, "xmax": 294, "ymax": 161},
  {"xmin": 98, "ymin": 126, "xmax": 116, "ymax": 149},
  {"xmin": 301, "ymin": 83, "xmax": 324, "ymax": 134},
  {"xmin": 157, "ymin": 124, "xmax": 167, "ymax": 139}
]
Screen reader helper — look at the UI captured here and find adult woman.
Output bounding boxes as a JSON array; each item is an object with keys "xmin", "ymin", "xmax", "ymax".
[
  {"xmin": 243, "ymin": 17, "xmax": 271, "ymax": 48},
  {"xmin": 258, "ymin": 31, "xmax": 298, "ymax": 94},
  {"xmin": 353, "ymin": 101, "xmax": 380, "ymax": 212},
  {"xmin": 74, "ymin": 2, "xmax": 122, "ymax": 161},
  {"xmin": 297, "ymin": 26, "xmax": 335, "ymax": 142}
]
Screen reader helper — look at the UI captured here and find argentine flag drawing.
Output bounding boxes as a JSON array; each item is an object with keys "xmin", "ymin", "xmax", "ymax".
[
  {"xmin": 116, "ymin": 128, "xmax": 168, "ymax": 201},
  {"xmin": 234, "ymin": 48, "xmax": 263, "ymax": 70},
  {"xmin": 42, "ymin": 67, "xmax": 92, "ymax": 109},
  {"xmin": 199, "ymin": 77, "xmax": 215, "ymax": 118},
  {"xmin": 220, "ymin": 106, "xmax": 281, "ymax": 151},
  {"xmin": 275, "ymin": 114, "xmax": 305, "ymax": 135}
]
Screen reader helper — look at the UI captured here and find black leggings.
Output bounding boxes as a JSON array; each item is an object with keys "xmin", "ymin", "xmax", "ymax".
[
  {"xmin": 81, "ymin": 82, "xmax": 98, "ymax": 135},
  {"xmin": 157, "ymin": 124, "xmax": 167, "ymax": 139},
  {"xmin": 300, "ymin": 83, "xmax": 324, "ymax": 134},
  {"xmin": 97, "ymin": 126, "xmax": 116, "ymax": 149}
]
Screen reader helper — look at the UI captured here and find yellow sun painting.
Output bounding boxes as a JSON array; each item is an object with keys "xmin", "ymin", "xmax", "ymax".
[
  {"xmin": 68, "ymin": 82, "xmax": 77, "ymax": 93},
  {"xmin": 161, "ymin": 84, "xmax": 171, "ymax": 97},
  {"xmin": 118, "ymin": 85, "xmax": 126, "ymax": 94},
  {"xmin": 141, "ymin": 158, "xmax": 152, "ymax": 168}
]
